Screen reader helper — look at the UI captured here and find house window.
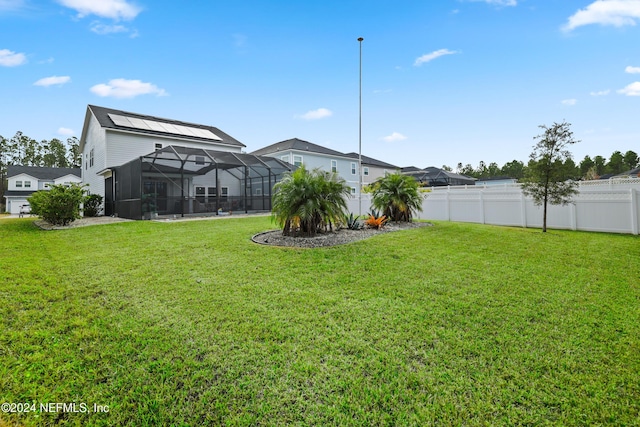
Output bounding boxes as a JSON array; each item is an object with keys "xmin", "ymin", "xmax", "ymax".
[
  {"xmin": 351, "ymin": 162, "xmax": 357, "ymax": 175},
  {"xmin": 44, "ymin": 183, "xmax": 51, "ymax": 189},
  {"xmin": 195, "ymin": 156, "xmax": 205, "ymax": 165},
  {"xmin": 220, "ymin": 187, "xmax": 228, "ymax": 198},
  {"xmin": 255, "ymin": 188, "xmax": 262, "ymax": 196},
  {"xmin": 351, "ymin": 187, "xmax": 356, "ymax": 195},
  {"xmin": 89, "ymin": 148, "xmax": 94, "ymax": 167},
  {"xmin": 207, "ymin": 187, "xmax": 216, "ymax": 200},
  {"xmin": 331, "ymin": 160, "xmax": 337, "ymax": 173},
  {"xmin": 281, "ymin": 155, "xmax": 290, "ymax": 163},
  {"xmin": 293, "ymin": 155, "xmax": 303, "ymax": 167},
  {"xmin": 155, "ymin": 143, "xmax": 162, "ymax": 151},
  {"xmin": 24, "ymin": 181, "xmax": 31, "ymax": 188},
  {"xmin": 16, "ymin": 181, "xmax": 22, "ymax": 188},
  {"xmin": 195, "ymin": 186, "xmax": 205, "ymax": 203},
  {"xmin": 363, "ymin": 167, "xmax": 369, "ymax": 176}
]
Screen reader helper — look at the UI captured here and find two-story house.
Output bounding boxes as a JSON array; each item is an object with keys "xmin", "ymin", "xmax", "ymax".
[
  {"xmin": 4, "ymin": 165, "xmax": 82, "ymax": 214},
  {"xmin": 80, "ymin": 105, "xmax": 292, "ymax": 219},
  {"xmin": 251, "ymin": 138, "xmax": 399, "ymax": 195}
]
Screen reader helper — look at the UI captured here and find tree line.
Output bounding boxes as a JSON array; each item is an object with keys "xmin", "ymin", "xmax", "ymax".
[
  {"xmin": 1, "ymin": 131, "xmax": 82, "ymax": 203},
  {"xmin": 446, "ymin": 150, "xmax": 639, "ymax": 180},
  {"xmin": 1, "ymin": 131, "xmax": 81, "ymax": 170}
]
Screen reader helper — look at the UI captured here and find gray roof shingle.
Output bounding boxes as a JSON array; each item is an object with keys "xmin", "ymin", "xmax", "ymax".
[
  {"xmin": 7, "ymin": 165, "xmax": 81, "ymax": 180},
  {"xmin": 250, "ymin": 138, "xmax": 348, "ymax": 157},
  {"xmin": 87, "ymin": 105, "xmax": 246, "ymax": 148}
]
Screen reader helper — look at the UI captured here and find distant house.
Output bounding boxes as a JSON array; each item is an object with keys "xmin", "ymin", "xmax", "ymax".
[
  {"xmin": 80, "ymin": 105, "xmax": 292, "ymax": 219},
  {"xmin": 4, "ymin": 165, "xmax": 81, "ymax": 214},
  {"xmin": 402, "ymin": 166, "xmax": 476, "ymax": 187},
  {"xmin": 612, "ymin": 167, "xmax": 640, "ymax": 179},
  {"xmin": 475, "ymin": 176, "xmax": 518, "ymax": 186},
  {"xmin": 251, "ymin": 138, "xmax": 398, "ymax": 195},
  {"xmin": 343, "ymin": 153, "xmax": 399, "ymax": 187}
]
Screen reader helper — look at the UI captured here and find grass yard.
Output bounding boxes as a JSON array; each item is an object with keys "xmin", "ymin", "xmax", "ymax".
[{"xmin": 0, "ymin": 216, "xmax": 639, "ymax": 426}]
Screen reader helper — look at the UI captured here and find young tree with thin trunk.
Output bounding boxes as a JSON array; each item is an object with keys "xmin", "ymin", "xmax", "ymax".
[{"xmin": 522, "ymin": 121, "xmax": 579, "ymax": 232}]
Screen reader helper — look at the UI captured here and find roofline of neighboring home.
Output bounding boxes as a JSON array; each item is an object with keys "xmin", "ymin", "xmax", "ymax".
[
  {"xmin": 343, "ymin": 152, "xmax": 399, "ymax": 169},
  {"xmin": 80, "ymin": 105, "xmax": 246, "ymax": 152},
  {"xmin": 6, "ymin": 165, "xmax": 82, "ymax": 179},
  {"xmin": 251, "ymin": 138, "xmax": 350, "ymax": 159}
]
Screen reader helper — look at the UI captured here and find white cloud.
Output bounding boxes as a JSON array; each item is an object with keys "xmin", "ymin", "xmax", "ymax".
[
  {"xmin": 382, "ymin": 132, "xmax": 408, "ymax": 142},
  {"xmin": 90, "ymin": 78, "xmax": 168, "ymax": 98},
  {"xmin": 90, "ymin": 22, "xmax": 129, "ymax": 34},
  {"xmin": 561, "ymin": 99, "xmax": 578, "ymax": 106},
  {"xmin": 563, "ymin": 0, "xmax": 640, "ymax": 31},
  {"xmin": 295, "ymin": 108, "xmax": 333, "ymax": 120},
  {"xmin": 58, "ymin": 127, "xmax": 75, "ymax": 136},
  {"xmin": 0, "ymin": 49, "xmax": 26, "ymax": 66},
  {"xmin": 590, "ymin": 89, "xmax": 611, "ymax": 96},
  {"xmin": 34, "ymin": 75, "xmax": 71, "ymax": 86},
  {"xmin": 468, "ymin": 0, "xmax": 517, "ymax": 5},
  {"xmin": 414, "ymin": 49, "xmax": 458, "ymax": 66},
  {"xmin": 57, "ymin": 0, "xmax": 141, "ymax": 20},
  {"xmin": 625, "ymin": 65, "xmax": 640, "ymax": 73},
  {"xmin": 618, "ymin": 81, "xmax": 640, "ymax": 96}
]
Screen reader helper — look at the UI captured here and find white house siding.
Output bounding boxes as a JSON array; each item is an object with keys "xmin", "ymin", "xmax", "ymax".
[
  {"xmin": 265, "ymin": 150, "xmax": 362, "ymax": 195},
  {"xmin": 82, "ymin": 114, "xmax": 107, "ymax": 198},
  {"xmin": 8, "ymin": 173, "xmax": 37, "ymax": 192}
]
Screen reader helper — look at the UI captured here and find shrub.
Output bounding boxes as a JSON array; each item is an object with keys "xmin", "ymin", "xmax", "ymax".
[
  {"xmin": 272, "ymin": 165, "xmax": 351, "ymax": 237},
  {"xmin": 28, "ymin": 184, "xmax": 85, "ymax": 226},
  {"xmin": 344, "ymin": 213, "xmax": 363, "ymax": 230},
  {"xmin": 371, "ymin": 173, "xmax": 423, "ymax": 222},
  {"xmin": 364, "ymin": 210, "xmax": 387, "ymax": 229},
  {"xmin": 83, "ymin": 194, "xmax": 103, "ymax": 217}
]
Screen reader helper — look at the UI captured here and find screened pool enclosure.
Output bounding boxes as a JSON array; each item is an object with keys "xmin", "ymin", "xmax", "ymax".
[{"xmin": 107, "ymin": 146, "xmax": 293, "ymax": 219}]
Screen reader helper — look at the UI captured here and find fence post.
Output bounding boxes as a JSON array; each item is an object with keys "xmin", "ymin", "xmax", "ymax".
[
  {"xmin": 631, "ymin": 189, "xmax": 638, "ymax": 235},
  {"xmin": 520, "ymin": 191, "xmax": 527, "ymax": 228}
]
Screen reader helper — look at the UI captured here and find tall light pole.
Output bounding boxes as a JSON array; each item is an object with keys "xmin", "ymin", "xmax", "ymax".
[{"xmin": 358, "ymin": 37, "xmax": 364, "ymax": 217}]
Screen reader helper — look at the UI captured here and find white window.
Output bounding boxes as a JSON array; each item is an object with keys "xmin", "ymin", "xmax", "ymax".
[
  {"xmin": 351, "ymin": 162, "xmax": 357, "ymax": 175},
  {"xmin": 293, "ymin": 155, "xmax": 303, "ymax": 167},
  {"xmin": 155, "ymin": 143, "xmax": 162, "ymax": 151},
  {"xmin": 351, "ymin": 187, "xmax": 356, "ymax": 195},
  {"xmin": 24, "ymin": 181, "xmax": 31, "ymax": 188},
  {"xmin": 331, "ymin": 160, "xmax": 337, "ymax": 173},
  {"xmin": 281, "ymin": 155, "xmax": 290, "ymax": 163},
  {"xmin": 16, "ymin": 181, "xmax": 22, "ymax": 188},
  {"xmin": 255, "ymin": 188, "xmax": 262, "ymax": 196},
  {"xmin": 195, "ymin": 156, "xmax": 205, "ymax": 165},
  {"xmin": 363, "ymin": 167, "xmax": 369, "ymax": 176},
  {"xmin": 89, "ymin": 148, "xmax": 94, "ymax": 167},
  {"xmin": 221, "ymin": 187, "xmax": 228, "ymax": 198},
  {"xmin": 44, "ymin": 183, "xmax": 51, "ymax": 189}
]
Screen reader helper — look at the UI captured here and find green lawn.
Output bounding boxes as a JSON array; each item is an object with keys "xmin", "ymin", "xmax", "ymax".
[{"xmin": 0, "ymin": 217, "xmax": 638, "ymax": 426}]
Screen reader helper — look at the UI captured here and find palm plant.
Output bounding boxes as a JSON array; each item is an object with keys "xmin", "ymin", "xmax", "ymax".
[
  {"xmin": 272, "ymin": 165, "xmax": 351, "ymax": 237},
  {"xmin": 371, "ymin": 172, "xmax": 423, "ymax": 222}
]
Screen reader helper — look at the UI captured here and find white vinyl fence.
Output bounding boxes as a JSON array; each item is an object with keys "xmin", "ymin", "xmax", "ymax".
[{"xmin": 348, "ymin": 179, "xmax": 640, "ymax": 235}]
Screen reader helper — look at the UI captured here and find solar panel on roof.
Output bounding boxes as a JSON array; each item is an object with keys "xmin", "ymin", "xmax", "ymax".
[
  {"xmin": 108, "ymin": 112, "xmax": 222, "ymax": 141},
  {"xmin": 109, "ymin": 114, "xmax": 132, "ymax": 127}
]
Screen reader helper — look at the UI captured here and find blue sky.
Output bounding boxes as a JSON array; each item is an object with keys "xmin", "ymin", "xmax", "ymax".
[{"xmin": 1, "ymin": 0, "xmax": 639, "ymax": 169}]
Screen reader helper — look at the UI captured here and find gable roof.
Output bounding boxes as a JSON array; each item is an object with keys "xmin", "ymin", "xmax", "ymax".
[
  {"xmin": 344, "ymin": 152, "xmax": 398, "ymax": 169},
  {"xmin": 7, "ymin": 165, "xmax": 81, "ymax": 180},
  {"xmin": 82, "ymin": 105, "xmax": 245, "ymax": 150},
  {"xmin": 250, "ymin": 138, "xmax": 348, "ymax": 158}
]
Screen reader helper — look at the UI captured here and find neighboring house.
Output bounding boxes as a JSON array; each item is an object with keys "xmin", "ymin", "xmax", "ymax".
[
  {"xmin": 475, "ymin": 176, "xmax": 518, "ymax": 186},
  {"xmin": 251, "ymin": 138, "xmax": 398, "ymax": 195},
  {"xmin": 612, "ymin": 167, "xmax": 640, "ymax": 179},
  {"xmin": 402, "ymin": 166, "xmax": 476, "ymax": 187},
  {"xmin": 80, "ymin": 105, "xmax": 292, "ymax": 219},
  {"xmin": 343, "ymin": 153, "xmax": 399, "ymax": 187},
  {"xmin": 4, "ymin": 165, "xmax": 81, "ymax": 214}
]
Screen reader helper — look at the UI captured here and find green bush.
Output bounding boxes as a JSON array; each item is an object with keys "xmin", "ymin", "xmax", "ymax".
[
  {"xmin": 83, "ymin": 193, "xmax": 103, "ymax": 217},
  {"xmin": 272, "ymin": 165, "xmax": 350, "ymax": 237},
  {"xmin": 29, "ymin": 184, "xmax": 85, "ymax": 226},
  {"xmin": 371, "ymin": 172, "xmax": 423, "ymax": 222}
]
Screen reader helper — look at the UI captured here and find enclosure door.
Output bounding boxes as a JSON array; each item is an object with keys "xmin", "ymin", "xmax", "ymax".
[{"xmin": 143, "ymin": 181, "xmax": 168, "ymax": 213}]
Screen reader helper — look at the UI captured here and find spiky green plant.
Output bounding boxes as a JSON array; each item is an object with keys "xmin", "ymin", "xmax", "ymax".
[
  {"xmin": 272, "ymin": 165, "xmax": 351, "ymax": 237},
  {"xmin": 371, "ymin": 172, "xmax": 423, "ymax": 222}
]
